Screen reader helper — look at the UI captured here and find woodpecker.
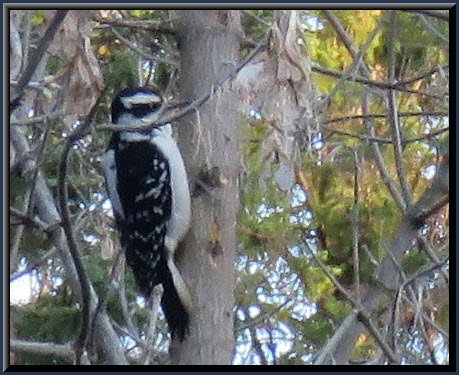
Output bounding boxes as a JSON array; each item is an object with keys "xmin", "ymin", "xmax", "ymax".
[{"xmin": 101, "ymin": 87, "xmax": 191, "ymax": 341}]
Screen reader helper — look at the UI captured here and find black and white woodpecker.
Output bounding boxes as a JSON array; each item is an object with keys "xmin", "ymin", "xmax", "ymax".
[{"xmin": 102, "ymin": 87, "xmax": 192, "ymax": 341}]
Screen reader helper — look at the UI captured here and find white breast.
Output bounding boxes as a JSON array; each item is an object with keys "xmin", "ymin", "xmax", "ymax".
[
  {"xmin": 151, "ymin": 126, "xmax": 191, "ymax": 254},
  {"xmin": 101, "ymin": 149, "xmax": 125, "ymax": 220}
]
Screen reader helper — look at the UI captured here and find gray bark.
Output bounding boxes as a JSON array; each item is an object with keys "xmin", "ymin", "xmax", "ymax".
[{"xmin": 172, "ymin": 10, "xmax": 242, "ymax": 365}]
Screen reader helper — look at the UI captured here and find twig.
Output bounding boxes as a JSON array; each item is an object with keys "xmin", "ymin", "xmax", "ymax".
[
  {"xmin": 109, "ymin": 318, "xmax": 147, "ymax": 352},
  {"xmin": 118, "ymin": 273, "xmax": 142, "ymax": 343},
  {"xmin": 10, "ymin": 246, "xmax": 58, "ymax": 283},
  {"xmin": 10, "ymin": 194, "xmax": 31, "ymax": 269},
  {"xmin": 13, "ymin": 10, "xmax": 68, "ymax": 103},
  {"xmin": 363, "ymin": 89, "xmax": 407, "ymax": 213},
  {"xmin": 324, "ymin": 126, "xmax": 448, "ymax": 145},
  {"xmin": 88, "ymin": 247, "xmax": 123, "ymax": 360},
  {"xmin": 311, "ymin": 64, "xmax": 445, "ymax": 100},
  {"xmin": 323, "ymin": 111, "xmax": 449, "ymax": 126},
  {"xmin": 319, "ymin": 20, "xmax": 382, "ymax": 109},
  {"xmin": 141, "ymin": 285, "xmax": 163, "ymax": 365},
  {"xmin": 109, "ymin": 27, "xmax": 179, "ymax": 68},
  {"xmin": 58, "ymin": 144, "xmax": 91, "ymax": 365},
  {"xmin": 388, "ymin": 11, "xmax": 412, "ymax": 207},
  {"xmin": 417, "ymin": 236, "xmax": 449, "ymax": 283},
  {"xmin": 398, "ymin": 64, "xmax": 449, "ymax": 86},
  {"xmin": 419, "ymin": 315, "xmax": 438, "ymax": 364},
  {"xmin": 313, "ymin": 153, "xmax": 449, "ymax": 364},
  {"xmin": 9, "ymin": 18, "xmax": 22, "ymax": 80},
  {"xmin": 403, "ymin": 10, "xmax": 450, "ymax": 22},
  {"xmin": 91, "ymin": 13, "xmax": 176, "ymax": 34},
  {"xmin": 352, "ymin": 150, "xmax": 361, "ymax": 302},
  {"xmin": 416, "ymin": 14, "xmax": 449, "ymax": 44},
  {"xmin": 355, "ymin": 311, "xmax": 400, "ymax": 364},
  {"xmin": 323, "ymin": 11, "xmax": 373, "ymax": 76},
  {"xmin": 11, "ymin": 339, "xmax": 76, "ymax": 362},
  {"xmin": 57, "ymin": 94, "xmax": 103, "ymax": 364},
  {"xmin": 391, "ymin": 255, "xmax": 448, "ymax": 354},
  {"xmin": 250, "ymin": 325, "xmax": 269, "ymax": 365},
  {"xmin": 302, "ymin": 238, "xmax": 399, "ymax": 364},
  {"xmin": 11, "ymin": 122, "xmax": 52, "ymax": 267},
  {"xmin": 402, "ymin": 257, "xmax": 448, "ymax": 290},
  {"xmin": 402, "ymin": 293, "xmax": 449, "ymax": 342},
  {"xmin": 238, "ymin": 298, "xmax": 292, "ymax": 330},
  {"xmin": 10, "ymin": 111, "xmax": 64, "ymax": 126}
]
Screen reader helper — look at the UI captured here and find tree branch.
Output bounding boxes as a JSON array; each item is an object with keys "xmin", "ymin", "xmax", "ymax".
[
  {"xmin": 9, "ymin": 18, "xmax": 23, "ymax": 81},
  {"xmin": 363, "ymin": 90, "xmax": 407, "ymax": 213},
  {"xmin": 387, "ymin": 11, "xmax": 412, "ymax": 207},
  {"xmin": 91, "ymin": 13, "xmax": 176, "ymax": 34},
  {"xmin": 57, "ymin": 94, "xmax": 104, "ymax": 364},
  {"xmin": 108, "ymin": 26, "xmax": 179, "ymax": 67},
  {"xmin": 311, "ymin": 64, "xmax": 445, "ymax": 100},
  {"xmin": 323, "ymin": 111, "xmax": 448, "ymax": 126},
  {"xmin": 13, "ymin": 10, "xmax": 68, "ymax": 103},
  {"xmin": 403, "ymin": 10, "xmax": 450, "ymax": 22},
  {"xmin": 10, "ymin": 339, "xmax": 76, "ymax": 362}
]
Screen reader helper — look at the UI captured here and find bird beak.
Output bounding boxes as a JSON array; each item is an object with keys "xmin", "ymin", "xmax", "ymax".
[{"xmin": 164, "ymin": 100, "xmax": 190, "ymax": 112}]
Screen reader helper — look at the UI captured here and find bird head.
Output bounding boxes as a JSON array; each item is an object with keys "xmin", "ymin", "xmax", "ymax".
[{"xmin": 111, "ymin": 87, "xmax": 163, "ymax": 125}]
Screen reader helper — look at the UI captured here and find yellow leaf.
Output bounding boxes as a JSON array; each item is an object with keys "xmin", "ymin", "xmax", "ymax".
[{"xmin": 97, "ymin": 44, "xmax": 110, "ymax": 56}]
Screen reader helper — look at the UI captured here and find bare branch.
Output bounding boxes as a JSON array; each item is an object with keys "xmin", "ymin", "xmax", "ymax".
[
  {"xmin": 398, "ymin": 64, "xmax": 449, "ymax": 86},
  {"xmin": 363, "ymin": 90, "xmax": 407, "ymax": 213},
  {"xmin": 311, "ymin": 64, "xmax": 445, "ymax": 100},
  {"xmin": 91, "ymin": 13, "xmax": 176, "ymax": 34},
  {"xmin": 319, "ymin": 19, "xmax": 382, "ymax": 109},
  {"xmin": 141, "ymin": 285, "xmax": 163, "ymax": 365},
  {"xmin": 10, "ymin": 207, "xmax": 60, "ymax": 235},
  {"xmin": 403, "ymin": 10, "xmax": 450, "ymax": 22},
  {"xmin": 356, "ymin": 311, "xmax": 399, "ymax": 364},
  {"xmin": 11, "ymin": 339, "xmax": 75, "ymax": 362},
  {"xmin": 387, "ymin": 11, "xmax": 412, "ymax": 207},
  {"xmin": 57, "ymin": 94, "xmax": 105, "ymax": 364},
  {"xmin": 408, "ymin": 153, "xmax": 449, "ymax": 225},
  {"xmin": 324, "ymin": 125, "xmax": 448, "ymax": 145},
  {"xmin": 9, "ymin": 246, "xmax": 58, "ymax": 283},
  {"xmin": 88, "ymin": 247, "xmax": 123, "ymax": 360},
  {"xmin": 352, "ymin": 151, "xmax": 361, "ymax": 302},
  {"xmin": 10, "ymin": 112, "xmax": 63, "ymax": 127},
  {"xmin": 416, "ymin": 13, "xmax": 449, "ymax": 44},
  {"xmin": 323, "ymin": 11, "xmax": 370, "ymax": 76},
  {"xmin": 9, "ymin": 18, "xmax": 23, "ymax": 80},
  {"xmin": 109, "ymin": 26, "xmax": 179, "ymax": 67},
  {"xmin": 303, "ymin": 239, "xmax": 399, "ymax": 364},
  {"xmin": 323, "ymin": 111, "xmax": 448, "ymax": 126},
  {"xmin": 13, "ymin": 10, "xmax": 68, "ymax": 102}
]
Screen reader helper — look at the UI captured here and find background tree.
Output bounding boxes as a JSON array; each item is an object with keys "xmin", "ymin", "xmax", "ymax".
[{"xmin": 9, "ymin": 9, "xmax": 449, "ymax": 365}]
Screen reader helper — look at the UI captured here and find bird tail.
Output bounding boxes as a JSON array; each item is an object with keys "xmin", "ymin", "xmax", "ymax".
[{"xmin": 161, "ymin": 265, "xmax": 190, "ymax": 341}]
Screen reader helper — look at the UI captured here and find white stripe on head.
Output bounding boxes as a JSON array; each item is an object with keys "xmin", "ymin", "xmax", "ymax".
[{"xmin": 120, "ymin": 92, "xmax": 162, "ymax": 109}]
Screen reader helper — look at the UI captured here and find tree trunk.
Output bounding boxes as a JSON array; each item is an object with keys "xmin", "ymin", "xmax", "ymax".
[{"xmin": 172, "ymin": 10, "xmax": 241, "ymax": 365}]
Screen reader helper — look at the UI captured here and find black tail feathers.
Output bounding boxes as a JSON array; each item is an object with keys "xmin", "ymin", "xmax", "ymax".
[
  {"xmin": 123, "ymin": 233, "xmax": 189, "ymax": 341},
  {"xmin": 161, "ymin": 268, "xmax": 190, "ymax": 341}
]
